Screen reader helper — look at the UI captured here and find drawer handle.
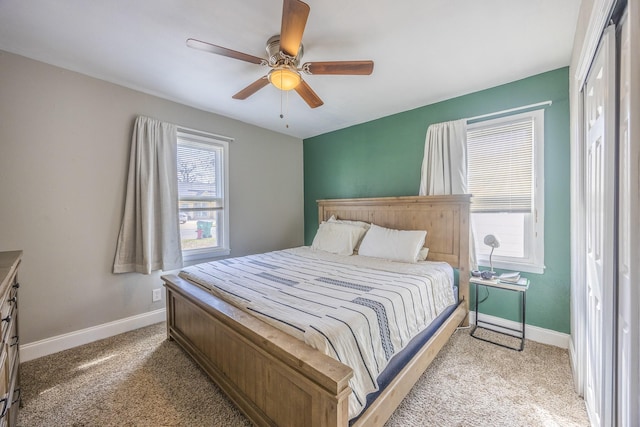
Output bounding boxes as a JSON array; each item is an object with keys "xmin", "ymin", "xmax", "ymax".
[
  {"xmin": 12, "ymin": 282, "xmax": 19, "ymax": 289},
  {"xmin": 11, "ymin": 388, "xmax": 20, "ymax": 406},
  {"xmin": 8, "ymin": 297, "xmax": 16, "ymax": 304},
  {"xmin": 1, "ymin": 316, "xmax": 10, "ymax": 323},
  {"xmin": 0, "ymin": 397, "xmax": 7, "ymax": 419},
  {"xmin": 10, "ymin": 335, "xmax": 18, "ymax": 347}
]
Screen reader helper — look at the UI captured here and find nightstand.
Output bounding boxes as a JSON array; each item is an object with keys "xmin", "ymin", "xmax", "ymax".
[{"xmin": 470, "ymin": 276, "xmax": 530, "ymax": 351}]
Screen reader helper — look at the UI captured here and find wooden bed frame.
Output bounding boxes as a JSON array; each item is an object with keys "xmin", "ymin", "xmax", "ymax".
[{"xmin": 162, "ymin": 195, "xmax": 470, "ymax": 427}]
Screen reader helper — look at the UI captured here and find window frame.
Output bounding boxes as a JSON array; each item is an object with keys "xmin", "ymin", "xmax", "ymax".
[
  {"xmin": 467, "ymin": 109, "xmax": 545, "ymax": 274},
  {"xmin": 177, "ymin": 128, "xmax": 231, "ymax": 264}
]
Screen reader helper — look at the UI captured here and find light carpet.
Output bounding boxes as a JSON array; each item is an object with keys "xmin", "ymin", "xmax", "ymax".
[{"xmin": 18, "ymin": 322, "xmax": 589, "ymax": 426}]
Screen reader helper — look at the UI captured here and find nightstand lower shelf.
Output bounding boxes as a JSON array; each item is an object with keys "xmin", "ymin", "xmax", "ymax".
[
  {"xmin": 470, "ymin": 277, "xmax": 529, "ymax": 352},
  {"xmin": 471, "ymin": 320, "xmax": 526, "ymax": 351}
]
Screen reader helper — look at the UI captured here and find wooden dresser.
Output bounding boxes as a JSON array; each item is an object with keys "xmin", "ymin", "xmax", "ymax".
[{"xmin": 0, "ymin": 251, "xmax": 21, "ymax": 426}]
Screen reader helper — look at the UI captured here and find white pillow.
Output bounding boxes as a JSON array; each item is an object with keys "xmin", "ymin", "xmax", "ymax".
[
  {"xmin": 358, "ymin": 224, "xmax": 427, "ymax": 263},
  {"xmin": 328, "ymin": 215, "xmax": 371, "ymax": 230},
  {"xmin": 418, "ymin": 247, "xmax": 430, "ymax": 261},
  {"xmin": 327, "ymin": 216, "xmax": 370, "ymax": 251},
  {"xmin": 311, "ymin": 222, "xmax": 368, "ymax": 256}
]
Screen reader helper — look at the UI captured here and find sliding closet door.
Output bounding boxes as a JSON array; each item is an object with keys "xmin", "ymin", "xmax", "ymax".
[
  {"xmin": 617, "ymin": 6, "xmax": 640, "ymax": 426},
  {"xmin": 583, "ymin": 25, "xmax": 616, "ymax": 427}
]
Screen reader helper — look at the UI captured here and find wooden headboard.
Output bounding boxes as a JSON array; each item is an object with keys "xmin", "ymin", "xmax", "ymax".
[{"xmin": 317, "ymin": 195, "xmax": 471, "ymax": 307}]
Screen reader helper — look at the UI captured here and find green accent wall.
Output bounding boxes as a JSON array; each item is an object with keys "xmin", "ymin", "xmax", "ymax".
[{"xmin": 303, "ymin": 68, "xmax": 571, "ymax": 334}]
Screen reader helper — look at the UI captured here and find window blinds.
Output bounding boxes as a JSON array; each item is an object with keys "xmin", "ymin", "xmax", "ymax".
[
  {"xmin": 467, "ymin": 117, "xmax": 534, "ymax": 213},
  {"xmin": 177, "ymin": 137, "xmax": 224, "ymax": 209}
]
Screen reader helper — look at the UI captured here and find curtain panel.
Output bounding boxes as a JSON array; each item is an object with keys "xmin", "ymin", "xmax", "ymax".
[
  {"xmin": 419, "ymin": 119, "xmax": 476, "ymax": 269},
  {"xmin": 113, "ymin": 116, "xmax": 183, "ymax": 274},
  {"xmin": 419, "ymin": 119, "xmax": 468, "ymax": 195}
]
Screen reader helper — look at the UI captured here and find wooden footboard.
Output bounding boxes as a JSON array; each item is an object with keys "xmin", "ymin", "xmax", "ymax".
[
  {"xmin": 164, "ymin": 274, "xmax": 466, "ymax": 427},
  {"xmin": 163, "ymin": 274, "xmax": 353, "ymax": 427}
]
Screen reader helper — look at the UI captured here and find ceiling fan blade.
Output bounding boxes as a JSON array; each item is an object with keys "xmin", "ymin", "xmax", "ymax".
[
  {"xmin": 187, "ymin": 38, "xmax": 266, "ymax": 65},
  {"xmin": 303, "ymin": 60, "xmax": 374, "ymax": 75},
  {"xmin": 280, "ymin": 0, "xmax": 310, "ymax": 57},
  {"xmin": 232, "ymin": 76, "xmax": 270, "ymax": 100},
  {"xmin": 294, "ymin": 79, "xmax": 323, "ymax": 108}
]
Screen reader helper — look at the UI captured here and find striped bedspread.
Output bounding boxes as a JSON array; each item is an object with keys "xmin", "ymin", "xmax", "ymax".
[{"xmin": 179, "ymin": 247, "xmax": 456, "ymax": 419}]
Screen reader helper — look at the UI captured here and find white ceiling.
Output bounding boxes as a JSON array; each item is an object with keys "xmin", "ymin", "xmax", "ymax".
[{"xmin": 0, "ymin": 0, "xmax": 581, "ymax": 139}]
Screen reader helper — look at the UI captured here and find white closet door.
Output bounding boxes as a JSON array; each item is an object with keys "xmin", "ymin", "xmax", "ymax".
[
  {"xmin": 583, "ymin": 25, "xmax": 616, "ymax": 427},
  {"xmin": 617, "ymin": 7, "xmax": 640, "ymax": 426}
]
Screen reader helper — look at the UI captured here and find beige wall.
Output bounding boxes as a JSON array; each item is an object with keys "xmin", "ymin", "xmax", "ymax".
[{"xmin": 0, "ymin": 51, "xmax": 304, "ymax": 344}]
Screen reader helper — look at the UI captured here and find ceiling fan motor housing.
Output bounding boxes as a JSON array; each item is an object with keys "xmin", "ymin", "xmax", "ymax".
[{"xmin": 266, "ymin": 35, "xmax": 303, "ymax": 67}]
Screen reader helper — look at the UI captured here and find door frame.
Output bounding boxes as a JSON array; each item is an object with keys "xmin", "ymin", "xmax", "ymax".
[
  {"xmin": 570, "ymin": 0, "xmax": 617, "ymax": 400},
  {"xmin": 583, "ymin": 25, "xmax": 617, "ymax": 426},
  {"xmin": 616, "ymin": 5, "xmax": 640, "ymax": 425}
]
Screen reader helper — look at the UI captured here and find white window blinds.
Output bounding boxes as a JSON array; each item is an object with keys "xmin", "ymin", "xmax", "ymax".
[
  {"xmin": 467, "ymin": 117, "xmax": 535, "ymax": 213},
  {"xmin": 177, "ymin": 142, "xmax": 223, "ymax": 209}
]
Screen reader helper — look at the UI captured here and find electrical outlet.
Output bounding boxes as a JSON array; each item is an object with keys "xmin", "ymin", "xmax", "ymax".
[{"xmin": 152, "ymin": 288, "xmax": 162, "ymax": 302}]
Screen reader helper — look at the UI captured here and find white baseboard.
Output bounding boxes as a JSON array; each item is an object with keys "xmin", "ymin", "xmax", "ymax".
[
  {"xmin": 20, "ymin": 308, "xmax": 166, "ymax": 362},
  {"xmin": 468, "ymin": 311, "xmax": 570, "ymax": 349},
  {"xmin": 20, "ymin": 309, "xmax": 567, "ymax": 362}
]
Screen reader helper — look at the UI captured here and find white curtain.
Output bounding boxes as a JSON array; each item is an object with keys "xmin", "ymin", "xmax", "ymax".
[
  {"xmin": 419, "ymin": 119, "xmax": 468, "ymax": 195},
  {"xmin": 113, "ymin": 116, "xmax": 183, "ymax": 274},
  {"xmin": 418, "ymin": 119, "xmax": 477, "ymax": 269}
]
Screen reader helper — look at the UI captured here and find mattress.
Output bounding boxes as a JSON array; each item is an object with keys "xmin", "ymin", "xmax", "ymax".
[
  {"xmin": 349, "ymin": 286, "xmax": 458, "ymax": 425},
  {"xmin": 179, "ymin": 246, "xmax": 456, "ymax": 419}
]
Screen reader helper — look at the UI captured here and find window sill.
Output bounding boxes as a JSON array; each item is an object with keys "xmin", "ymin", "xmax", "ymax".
[
  {"xmin": 182, "ymin": 247, "xmax": 231, "ymax": 267},
  {"xmin": 477, "ymin": 259, "xmax": 545, "ymax": 275}
]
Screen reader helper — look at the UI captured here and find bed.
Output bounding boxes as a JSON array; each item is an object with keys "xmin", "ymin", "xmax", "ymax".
[{"xmin": 162, "ymin": 195, "xmax": 470, "ymax": 426}]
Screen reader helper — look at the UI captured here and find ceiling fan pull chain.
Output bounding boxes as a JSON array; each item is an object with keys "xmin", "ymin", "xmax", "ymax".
[
  {"xmin": 280, "ymin": 84, "xmax": 284, "ymax": 119},
  {"xmin": 278, "ymin": 89, "xmax": 290, "ymax": 129},
  {"xmin": 285, "ymin": 90, "xmax": 290, "ymax": 128}
]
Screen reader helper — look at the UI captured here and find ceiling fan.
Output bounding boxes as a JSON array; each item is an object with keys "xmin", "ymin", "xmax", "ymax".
[{"xmin": 186, "ymin": 0, "xmax": 374, "ymax": 108}]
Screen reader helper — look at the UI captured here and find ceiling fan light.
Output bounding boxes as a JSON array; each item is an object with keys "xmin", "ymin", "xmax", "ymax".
[{"xmin": 269, "ymin": 68, "xmax": 301, "ymax": 91}]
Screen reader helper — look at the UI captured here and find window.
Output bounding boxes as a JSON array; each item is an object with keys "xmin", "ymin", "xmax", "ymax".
[
  {"xmin": 177, "ymin": 129, "xmax": 230, "ymax": 262},
  {"xmin": 467, "ymin": 109, "xmax": 544, "ymax": 274}
]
